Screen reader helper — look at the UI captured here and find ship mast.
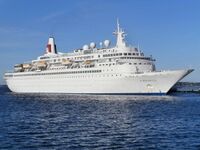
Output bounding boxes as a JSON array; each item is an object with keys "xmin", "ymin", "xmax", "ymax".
[{"xmin": 113, "ymin": 19, "xmax": 127, "ymax": 48}]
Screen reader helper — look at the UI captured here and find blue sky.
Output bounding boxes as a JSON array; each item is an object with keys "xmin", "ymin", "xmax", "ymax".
[{"xmin": 0, "ymin": 0, "xmax": 200, "ymax": 84}]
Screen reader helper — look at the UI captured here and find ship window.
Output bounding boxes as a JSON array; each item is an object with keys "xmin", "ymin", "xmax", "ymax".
[
  {"xmin": 124, "ymin": 53, "xmax": 127, "ymax": 56},
  {"xmin": 119, "ymin": 53, "xmax": 122, "ymax": 56},
  {"xmin": 128, "ymin": 53, "xmax": 131, "ymax": 55}
]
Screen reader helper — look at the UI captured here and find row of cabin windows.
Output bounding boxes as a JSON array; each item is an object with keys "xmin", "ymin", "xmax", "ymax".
[
  {"xmin": 42, "ymin": 52, "xmax": 145, "ymax": 63},
  {"xmin": 13, "ymin": 70, "xmax": 102, "ymax": 77},
  {"xmin": 49, "ymin": 64, "xmax": 95, "ymax": 70},
  {"xmin": 4, "ymin": 75, "xmax": 13, "ymax": 77},
  {"xmin": 48, "ymin": 53, "xmax": 145, "ymax": 63},
  {"xmin": 74, "ymin": 56, "xmax": 94, "ymax": 60},
  {"xmin": 120, "ymin": 57, "xmax": 151, "ymax": 60},
  {"xmin": 14, "ymin": 74, "xmax": 123, "ymax": 79},
  {"xmin": 103, "ymin": 49, "xmax": 115, "ymax": 53},
  {"xmin": 129, "ymin": 62, "xmax": 151, "ymax": 65},
  {"xmin": 66, "ymin": 74, "xmax": 122, "ymax": 78},
  {"xmin": 99, "ymin": 62, "xmax": 151, "ymax": 66},
  {"xmin": 52, "ymin": 55, "xmax": 94, "ymax": 63},
  {"xmin": 47, "ymin": 74, "xmax": 122, "ymax": 79},
  {"xmin": 99, "ymin": 63, "xmax": 115, "ymax": 66},
  {"xmin": 103, "ymin": 53, "xmax": 140, "ymax": 57}
]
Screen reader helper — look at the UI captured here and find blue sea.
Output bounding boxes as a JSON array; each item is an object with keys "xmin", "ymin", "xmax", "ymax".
[{"xmin": 0, "ymin": 85, "xmax": 200, "ymax": 149}]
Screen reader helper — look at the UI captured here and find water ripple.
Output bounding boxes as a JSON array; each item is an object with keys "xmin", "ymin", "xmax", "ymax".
[{"xmin": 0, "ymin": 86, "xmax": 200, "ymax": 149}]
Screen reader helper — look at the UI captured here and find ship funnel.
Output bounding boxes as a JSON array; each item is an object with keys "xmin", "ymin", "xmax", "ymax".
[{"xmin": 46, "ymin": 37, "xmax": 57, "ymax": 54}]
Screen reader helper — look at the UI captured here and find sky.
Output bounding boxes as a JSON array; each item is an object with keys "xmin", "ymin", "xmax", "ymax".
[{"xmin": 0, "ymin": 0, "xmax": 200, "ymax": 84}]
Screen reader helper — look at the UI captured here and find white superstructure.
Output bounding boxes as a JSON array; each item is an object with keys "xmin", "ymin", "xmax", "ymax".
[{"xmin": 4, "ymin": 21, "xmax": 193, "ymax": 94}]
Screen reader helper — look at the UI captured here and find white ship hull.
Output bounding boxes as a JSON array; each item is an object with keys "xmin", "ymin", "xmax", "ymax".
[{"xmin": 5, "ymin": 69, "xmax": 193, "ymax": 94}]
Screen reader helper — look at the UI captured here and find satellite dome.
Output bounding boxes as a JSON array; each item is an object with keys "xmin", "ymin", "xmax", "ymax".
[
  {"xmin": 90, "ymin": 42, "xmax": 96, "ymax": 49},
  {"xmin": 83, "ymin": 45, "xmax": 89, "ymax": 50},
  {"xmin": 104, "ymin": 40, "xmax": 111, "ymax": 48}
]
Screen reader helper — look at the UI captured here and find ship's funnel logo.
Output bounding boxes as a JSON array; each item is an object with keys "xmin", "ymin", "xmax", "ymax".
[{"xmin": 46, "ymin": 37, "xmax": 57, "ymax": 54}]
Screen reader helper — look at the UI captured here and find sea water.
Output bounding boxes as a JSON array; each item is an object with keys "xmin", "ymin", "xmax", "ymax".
[{"xmin": 0, "ymin": 85, "xmax": 200, "ymax": 149}]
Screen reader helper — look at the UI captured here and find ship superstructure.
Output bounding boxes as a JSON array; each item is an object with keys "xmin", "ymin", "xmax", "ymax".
[{"xmin": 4, "ymin": 21, "xmax": 193, "ymax": 94}]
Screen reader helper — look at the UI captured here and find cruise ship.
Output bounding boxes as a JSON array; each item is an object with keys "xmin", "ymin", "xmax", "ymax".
[{"xmin": 4, "ymin": 21, "xmax": 193, "ymax": 94}]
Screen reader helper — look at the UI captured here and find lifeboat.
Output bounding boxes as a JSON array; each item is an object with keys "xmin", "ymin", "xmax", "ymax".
[
  {"xmin": 14, "ymin": 64, "xmax": 23, "ymax": 72},
  {"xmin": 14, "ymin": 68, "xmax": 23, "ymax": 72},
  {"xmin": 23, "ymin": 63, "xmax": 32, "ymax": 69},
  {"xmin": 62, "ymin": 59, "xmax": 72, "ymax": 65},
  {"xmin": 36, "ymin": 61, "xmax": 47, "ymax": 68},
  {"xmin": 14, "ymin": 64, "xmax": 23, "ymax": 68},
  {"xmin": 84, "ymin": 60, "xmax": 92, "ymax": 65}
]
